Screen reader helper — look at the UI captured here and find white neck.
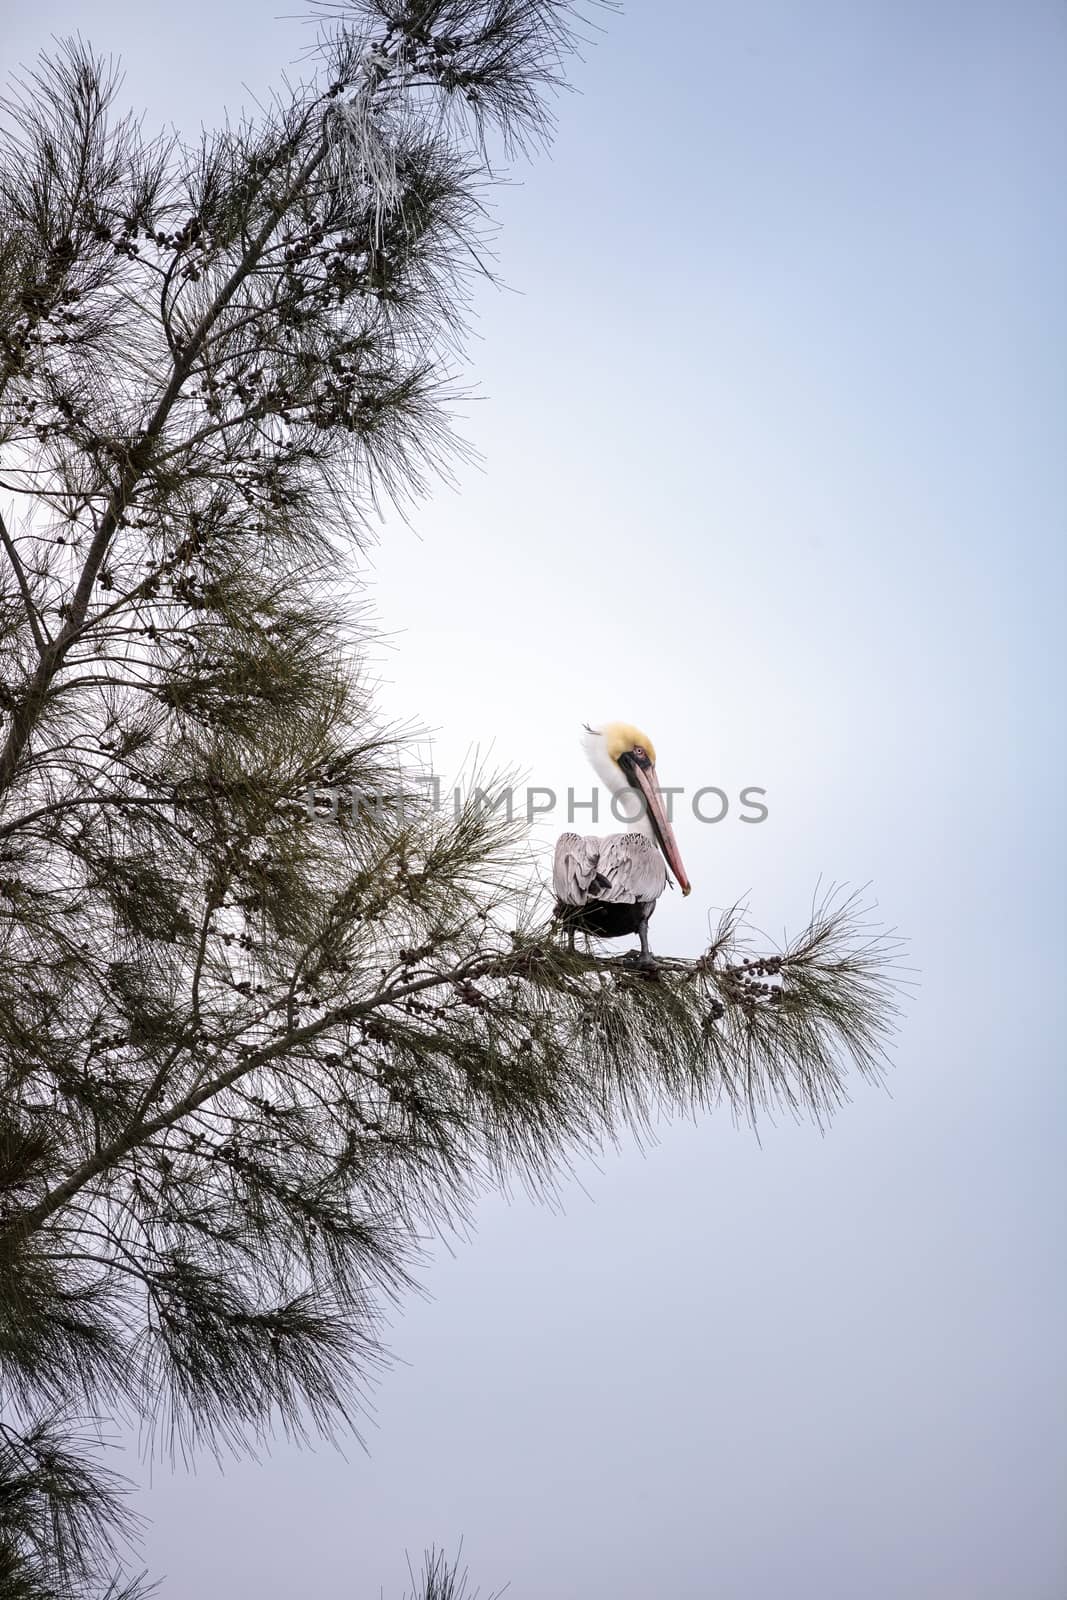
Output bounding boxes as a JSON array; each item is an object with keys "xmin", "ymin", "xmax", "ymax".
[{"xmin": 580, "ymin": 728, "xmax": 653, "ymax": 838}]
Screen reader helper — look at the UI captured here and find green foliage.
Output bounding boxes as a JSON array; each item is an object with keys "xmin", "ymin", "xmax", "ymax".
[
  {"xmin": 0, "ymin": 5, "xmax": 900, "ymax": 1595},
  {"xmin": 400, "ymin": 1543, "xmax": 505, "ymax": 1600}
]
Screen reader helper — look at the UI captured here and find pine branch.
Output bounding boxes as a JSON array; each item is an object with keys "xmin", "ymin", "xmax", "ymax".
[
  {"xmin": 0, "ymin": 1413, "xmax": 153, "ymax": 1600},
  {"xmin": 4, "ymin": 880, "xmax": 901, "ymax": 1259}
]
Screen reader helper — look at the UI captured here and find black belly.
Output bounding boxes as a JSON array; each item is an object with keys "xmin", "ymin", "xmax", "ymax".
[{"xmin": 555, "ymin": 898, "xmax": 653, "ymax": 938}]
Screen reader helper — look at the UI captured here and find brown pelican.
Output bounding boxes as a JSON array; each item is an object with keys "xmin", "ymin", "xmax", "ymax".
[{"xmin": 553, "ymin": 721, "xmax": 691, "ymax": 964}]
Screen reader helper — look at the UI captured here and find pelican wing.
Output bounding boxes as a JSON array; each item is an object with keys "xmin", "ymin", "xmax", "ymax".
[
  {"xmin": 595, "ymin": 832, "xmax": 668, "ymax": 903},
  {"xmin": 552, "ymin": 832, "xmax": 602, "ymax": 905},
  {"xmin": 553, "ymin": 831, "xmax": 667, "ymax": 907}
]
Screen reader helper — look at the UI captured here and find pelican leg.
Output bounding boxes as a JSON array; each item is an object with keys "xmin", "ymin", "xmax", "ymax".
[{"xmin": 637, "ymin": 913, "xmax": 654, "ymax": 968}]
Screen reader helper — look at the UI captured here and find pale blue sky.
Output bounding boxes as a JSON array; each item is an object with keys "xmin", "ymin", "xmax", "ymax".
[{"xmin": 4, "ymin": 2, "xmax": 1065, "ymax": 1595}]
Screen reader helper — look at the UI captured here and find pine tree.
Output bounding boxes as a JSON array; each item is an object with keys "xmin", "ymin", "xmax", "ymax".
[{"xmin": 0, "ymin": 5, "xmax": 901, "ymax": 1594}]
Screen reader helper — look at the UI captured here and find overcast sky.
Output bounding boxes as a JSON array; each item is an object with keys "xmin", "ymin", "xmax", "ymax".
[{"xmin": 5, "ymin": 2, "xmax": 1065, "ymax": 1595}]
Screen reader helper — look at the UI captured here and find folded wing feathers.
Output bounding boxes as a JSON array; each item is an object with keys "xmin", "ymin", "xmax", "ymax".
[
  {"xmin": 552, "ymin": 832, "xmax": 601, "ymax": 902},
  {"xmin": 553, "ymin": 832, "xmax": 667, "ymax": 906}
]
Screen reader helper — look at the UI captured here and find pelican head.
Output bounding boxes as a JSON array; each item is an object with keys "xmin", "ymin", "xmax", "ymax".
[{"xmin": 581, "ymin": 720, "xmax": 692, "ymax": 896}]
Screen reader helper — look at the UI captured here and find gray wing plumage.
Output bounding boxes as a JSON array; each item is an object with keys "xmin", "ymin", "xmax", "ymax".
[
  {"xmin": 552, "ymin": 832, "xmax": 602, "ymax": 903},
  {"xmin": 553, "ymin": 832, "xmax": 667, "ymax": 906}
]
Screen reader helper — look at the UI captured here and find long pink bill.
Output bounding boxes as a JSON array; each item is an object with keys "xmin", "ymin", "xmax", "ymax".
[{"xmin": 630, "ymin": 764, "xmax": 692, "ymax": 896}]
